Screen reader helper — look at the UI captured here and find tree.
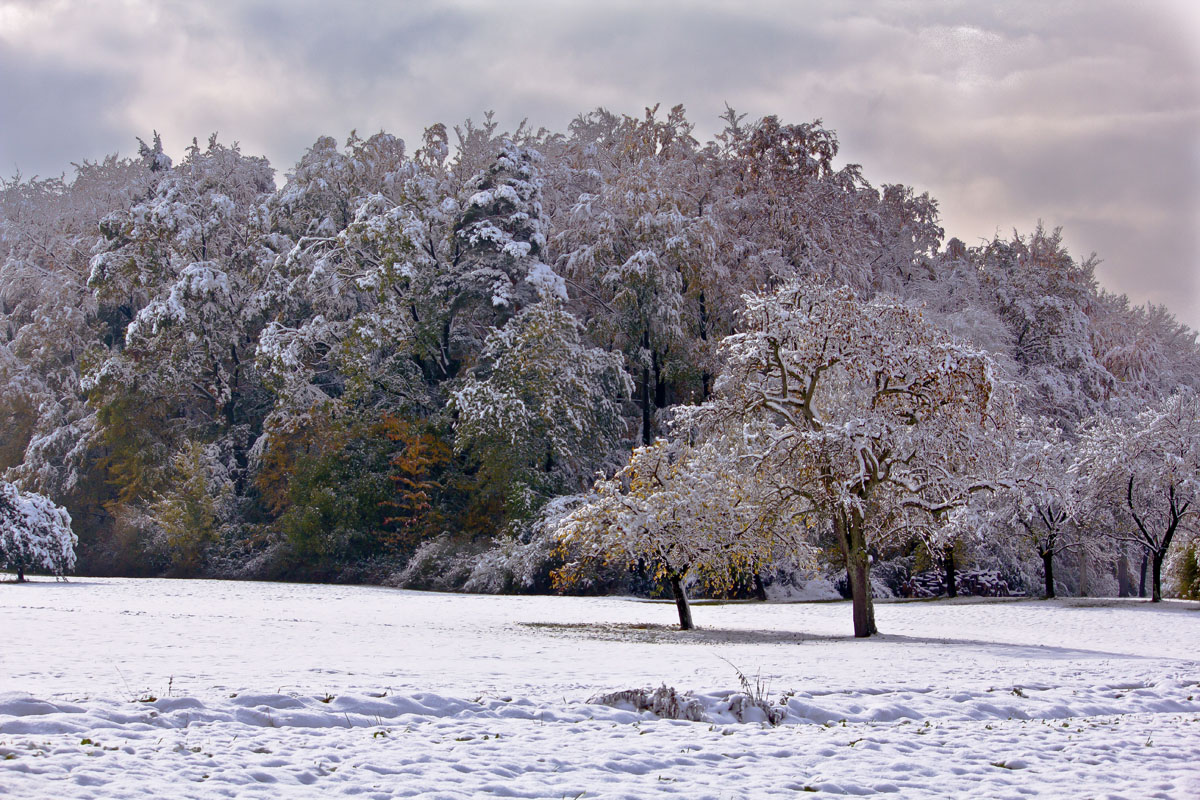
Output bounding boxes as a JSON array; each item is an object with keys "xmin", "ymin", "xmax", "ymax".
[
  {"xmin": 1090, "ymin": 293, "xmax": 1200, "ymax": 400},
  {"xmin": 5, "ymin": 105, "xmax": 1200, "ymax": 587},
  {"xmin": 88, "ymin": 136, "xmax": 280, "ymax": 440},
  {"xmin": 1173, "ymin": 539, "xmax": 1200, "ymax": 599},
  {"xmin": 0, "ymin": 156, "xmax": 153, "ymax": 514},
  {"xmin": 379, "ymin": 414, "xmax": 453, "ymax": 556},
  {"xmin": 555, "ymin": 433, "xmax": 806, "ymax": 630},
  {"xmin": 554, "ymin": 106, "xmax": 726, "ymax": 442},
  {"xmin": 718, "ymin": 112, "xmax": 943, "ymax": 297},
  {"xmin": 0, "ymin": 481, "xmax": 76, "ymax": 580},
  {"xmin": 454, "ymin": 139, "xmax": 563, "ymax": 322},
  {"xmin": 1004, "ymin": 417, "xmax": 1088, "ymax": 599},
  {"xmin": 146, "ymin": 442, "xmax": 231, "ymax": 575},
  {"xmin": 258, "ymin": 131, "xmax": 551, "ymax": 414},
  {"xmin": 270, "ymin": 131, "xmax": 408, "ymax": 240},
  {"xmin": 890, "ymin": 431, "xmax": 1010, "ymax": 599},
  {"xmin": 981, "ymin": 226, "xmax": 1112, "ymax": 428},
  {"xmin": 1077, "ymin": 390, "xmax": 1200, "ymax": 601},
  {"xmin": 452, "ymin": 303, "xmax": 630, "ymax": 523},
  {"xmin": 697, "ymin": 281, "xmax": 1004, "ymax": 636}
]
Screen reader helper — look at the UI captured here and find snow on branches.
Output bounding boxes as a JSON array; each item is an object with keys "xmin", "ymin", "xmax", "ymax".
[
  {"xmin": 454, "ymin": 139, "xmax": 563, "ymax": 315},
  {"xmin": 0, "ymin": 481, "xmax": 76, "ymax": 580},
  {"xmin": 555, "ymin": 433, "xmax": 809, "ymax": 630},
  {"xmin": 699, "ymin": 280, "xmax": 1008, "ymax": 635},
  {"xmin": 1076, "ymin": 390, "xmax": 1200, "ymax": 601},
  {"xmin": 3, "ymin": 105, "xmax": 1199, "ymax": 590},
  {"xmin": 1002, "ymin": 417, "xmax": 1089, "ymax": 598},
  {"xmin": 452, "ymin": 303, "xmax": 631, "ymax": 515},
  {"xmin": 86, "ymin": 135, "xmax": 282, "ymax": 435}
]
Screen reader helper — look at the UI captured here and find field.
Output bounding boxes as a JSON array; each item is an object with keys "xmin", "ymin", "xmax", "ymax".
[{"xmin": 1, "ymin": 578, "xmax": 1198, "ymax": 798}]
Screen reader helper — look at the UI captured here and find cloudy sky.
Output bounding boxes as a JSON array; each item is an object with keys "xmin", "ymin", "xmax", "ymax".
[{"xmin": 2, "ymin": 0, "xmax": 1198, "ymax": 328}]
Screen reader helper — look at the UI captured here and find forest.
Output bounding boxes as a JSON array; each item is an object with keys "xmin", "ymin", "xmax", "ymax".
[{"xmin": 2, "ymin": 105, "xmax": 1199, "ymax": 623}]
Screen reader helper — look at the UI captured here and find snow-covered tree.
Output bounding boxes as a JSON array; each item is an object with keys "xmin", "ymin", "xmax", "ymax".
[
  {"xmin": 146, "ymin": 440, "xmax": 238, "ymax": 575},
  {"xmin": 1003, "ymin": 417, "xmax": 1089, "ymax": 598},
  {"xmin": 719, "ymin": 113, "xmax": 943, "ymax": 296},
  {"xmin": 270, "ymin": 131, "xmax": 408, "ymax": 240},
  {"xmin": 0, "ymin": 481, "xmax": 76, "ymax": 580},
  {"xmin": 259, "ymin": 131, "xmax": 555, "ymax": 419},
  {"xmin": 555, "ymin": 432, "xmax": 808, "ymax": 629},
  {"xmin": 4, "ymin": 106, "xmax": 1199, "ymax": 587},
  {"xmin": 89, "ymin": 136, "xmax": 279, "ymax": 424},
  {"xmin": 257, "ymin": 142, "xmax": 441, "ymax": 424},
  {"xmin": 555, "ymin": 106, "xmax": 727, "ymax": 443},
  {"xmin": 697, "ymin": 281, "xmax": 1004, "ymax": 636},
  {"xmin": 904, "ymin": 239, "xmax": 1018, "ymax": 369},
  {"xmin": 1090, "ymin": 292, "xmax": 1200, "ymax": 401},
  {"xmin": 86, "ymin": 135, "xmax": 283, "ymax": 512},
  {"xmin": 1076, "ymin": 390, "xmax": 1200, "ymax": 601},
  {"xmin": 894, "ymin": 411, "xmax": 1015, "ymax": 598},
  {"xmin": 0, "ymin": 156, "xmax": 152, "ymax": 495},
  {"xmin": 452, "ymin": 303, "xmax": 630, "ymax": 521},
  {"xmin": 981, "ymin": 226, "xmax": 1112, "ymax": 427},
  {"xmin": 455, "ymin": 139, "xmax": 563, "ymax": 319}
]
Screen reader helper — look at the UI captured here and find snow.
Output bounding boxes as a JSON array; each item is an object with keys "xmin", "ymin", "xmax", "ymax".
[
  {"xmin": 523, "ymin": 261, "xmax": 567, "ymax": 302},
  {"xmin": 1, "ymin": 578, "xmax": 1198, "ymax": 798},
  {"xmin": 0, "ymin": 483, "xmax": 76, "ymax": 575}
]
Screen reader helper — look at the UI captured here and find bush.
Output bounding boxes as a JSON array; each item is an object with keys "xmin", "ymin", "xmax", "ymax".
[
  {"xmin": 388, "ymin": 533, "xmax": 480, "ymax": 591},
  {"xmin": 1170, "ymin": 540, "xmax": 1200, "ymax": 600},
  {"xmin": 901, "ymin": 568, "xmax": 1014, "ymax": 598},
  {"xmin": 0, "ymin": 481, "xmax": 77, "ymax": 580}
]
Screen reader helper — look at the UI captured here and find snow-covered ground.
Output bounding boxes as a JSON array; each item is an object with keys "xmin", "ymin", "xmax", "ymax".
[{"xmin": 1, "ymin": 578, "xmax": 1197, "ymax": 799}]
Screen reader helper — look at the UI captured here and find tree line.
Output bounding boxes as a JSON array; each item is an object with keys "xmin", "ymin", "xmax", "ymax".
[{"xmin": 1, "ymin": 106, "xmax": 1198, "ymax": 631}]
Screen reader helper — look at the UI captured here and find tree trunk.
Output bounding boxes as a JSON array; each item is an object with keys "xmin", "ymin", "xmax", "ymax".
[
  {"xmin": 1078, "ymin": 546, "xmax": 1090, "ymax": 597},
  {"xmin": 640, "ymin": 364, "xmax": 652, "ymax": 446},
  {"xmin": 16, "ymin": 565, "xmax": 25, "ymax": 582},
  {"xmin": 697, "ymin": 291, "xmax": 714, "ymax": 400},
  {"xmin": 667, "ymin": 573, "xmax": 694, "ymax": 631},
  {"xmin": 1041, "ymin": 550, "xmax": 1055, "ymax": 599},
  {"xmin": 1138, "ymin": 553, "xmax": 1148, "ymax": 598},
  {"xmin": 753, "ymin": 573, "xmax": 768, "ymax": 603},
  {"xmin": 943, "ymin": 545, "xmax": 957, "ymax": 599},
  {"xmin": 639, "ymin": 331, "xmax": 654, "ymax": 446},
  {"xmin": 652, "ymin": 349, "xmax": 668, "ymax": 409},
  {"xmin": 1117, "ymin": 551, "xmax": 1133, "ymax": 598},
  {"xmin": 839, "ymin": 513, "xmax": 877, "ymax": 638},
  {"xmin": 1151, "ymin": 551, "xmax": 1165, "ymax": 603}
]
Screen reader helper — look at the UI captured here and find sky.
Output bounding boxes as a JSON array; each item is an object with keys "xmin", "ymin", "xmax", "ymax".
[{"xmin": 2, "ymin": 0, "xmax": 1198, "ymax": 329}]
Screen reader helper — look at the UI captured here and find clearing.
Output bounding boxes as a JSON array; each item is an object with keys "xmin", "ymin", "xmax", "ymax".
[{"xmin": 1, "ymin": 578, "xmax": 1197, "ymax": 798}]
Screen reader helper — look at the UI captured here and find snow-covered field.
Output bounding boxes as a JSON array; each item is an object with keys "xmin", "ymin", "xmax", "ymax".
[{"xmin": 1, "ymin": 578, "xmax": 1197, "ymax": 799}]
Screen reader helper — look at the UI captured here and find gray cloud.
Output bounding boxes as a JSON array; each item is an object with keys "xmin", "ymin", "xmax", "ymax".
[
  {"xmin": 0, "ymin": 42, "xmax": 131, "ymax": 178},
  {"xmin": 0, "ymin": 0, "xmax": 1196, "ymax": 326}
]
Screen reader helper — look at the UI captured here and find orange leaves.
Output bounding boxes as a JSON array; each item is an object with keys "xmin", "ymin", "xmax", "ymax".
[
  {"xmin": 379, "ymin": 415, "xmax": 452, "ymax": 551},
  {"xmin": 254, "ymin": 412, "xmax": 337, "ymax": 517}
]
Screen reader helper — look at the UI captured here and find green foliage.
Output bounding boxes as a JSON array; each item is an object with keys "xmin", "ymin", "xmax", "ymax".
[
  {"xmin": 94, "ymin": 390, "xmax": 173, "ymax": 509},
  {"xmin": 3, "ymin": 106, "xmax": 1197, "ymax": 591},
  {"xmin": 149, "ymin": 443, "xmax": 226, "ymax": 575},
  {"xmin": 1172, "ymin": 540, "xmax": 1200, "ymax": 600},
  {"xmin": 452, "ymin": 304, "xmax": 630, "ymax": 528},
  {"xmin": 255, "ymin": 409, "xmax": 465, "ymax": 574},
  {"xmin": 270, "ymin": 416, "xmax": 400, "ymax": 570}
]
